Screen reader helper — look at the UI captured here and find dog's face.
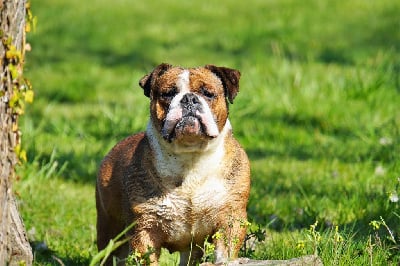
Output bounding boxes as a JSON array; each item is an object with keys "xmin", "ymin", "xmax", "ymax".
[{"xmin": 139, "ymin": 63, "xmax": 240, "ymax": 151}]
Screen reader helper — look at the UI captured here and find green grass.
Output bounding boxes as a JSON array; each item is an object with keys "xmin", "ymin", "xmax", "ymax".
[{"xmin": 14, "ymin": 0, "xmax": 400, "ymax": 264}]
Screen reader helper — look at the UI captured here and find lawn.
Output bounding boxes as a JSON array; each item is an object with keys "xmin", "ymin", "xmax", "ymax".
[{"xmin": 15, "ymin": 0, "xmax": 400, "ymax": 265}]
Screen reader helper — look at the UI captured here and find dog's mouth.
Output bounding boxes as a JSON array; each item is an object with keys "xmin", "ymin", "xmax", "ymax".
[
  {"xmin": 162, "ymin": 113, "xmax": 218, "ymax": 143},
  {"xmin": 174, "ymin": 116, "xmax": 203, "ymax": 139},
  {"xmin": 162, "ymin": 115, "xmax": 203, "ymax": 142}
]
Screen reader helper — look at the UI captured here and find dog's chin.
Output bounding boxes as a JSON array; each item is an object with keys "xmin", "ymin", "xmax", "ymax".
[{"xmin": 162, "ymin": 116, "xmax": 216, "ymax": 149}]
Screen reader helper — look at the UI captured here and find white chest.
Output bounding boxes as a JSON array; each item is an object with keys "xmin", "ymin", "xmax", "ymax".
[
  {"xmin": 188, "ymin": 175, "xmax": 228, "ymax": 211},
  {"xmin": 154, "ymin": 173, "xmax": 228, "ymax": 245}
]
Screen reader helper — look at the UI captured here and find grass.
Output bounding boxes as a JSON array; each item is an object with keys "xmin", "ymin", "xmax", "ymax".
[{"xmin": 14, "ymin": 0, "xmax": 400, "ymax": 264}]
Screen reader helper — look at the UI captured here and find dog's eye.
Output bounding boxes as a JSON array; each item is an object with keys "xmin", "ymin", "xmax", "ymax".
[
  {"xmin": 200, "ymin": 87, "xmax": 216, "ymax": 99},
  {"xmin": 160, "ymin": 87, "xmax": 178, "ymax": 100}
]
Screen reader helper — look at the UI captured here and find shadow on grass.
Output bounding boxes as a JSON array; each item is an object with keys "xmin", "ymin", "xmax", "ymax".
[
  {"xmin": 243, "ymin": 111, "xmax": 398, "ymax": 164},
  {"xmin": 29, "ymin": 147, "xmax": 109, "ymax": 184},
  {"xmin": 31, "ymin": 241, "xmax": 92, "ymax": 266}
]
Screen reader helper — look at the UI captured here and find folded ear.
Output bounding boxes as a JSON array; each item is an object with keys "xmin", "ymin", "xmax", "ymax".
[
  {"xmin": 205, "ymin": 65, "xmax": 241, "ymax": 104},
  {"xmin": 139, "ymin": 63, "xmax": 173, "ymax": 97}
]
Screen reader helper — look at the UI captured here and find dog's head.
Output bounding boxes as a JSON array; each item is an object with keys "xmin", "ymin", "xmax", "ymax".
[{"xmin": 139, "ymin": 63, "xmax": 240, "ymax": 152}]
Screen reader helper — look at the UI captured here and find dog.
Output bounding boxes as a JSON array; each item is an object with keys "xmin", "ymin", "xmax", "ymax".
[{"xmin": 96, "ymin": 63, "xmax": 250, "ymax": 265}]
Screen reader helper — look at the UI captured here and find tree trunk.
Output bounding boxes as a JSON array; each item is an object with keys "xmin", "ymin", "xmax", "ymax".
[{"xmin": 0, "ymin": 0, "xmax": 33, "ymax": 265}]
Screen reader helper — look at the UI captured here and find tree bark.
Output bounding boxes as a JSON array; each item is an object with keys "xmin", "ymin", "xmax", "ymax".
[{"xmin": 0, "ymin": 0, "xmax": 33, "ymax": 265}]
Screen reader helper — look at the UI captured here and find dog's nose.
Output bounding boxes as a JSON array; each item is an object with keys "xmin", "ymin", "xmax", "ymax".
[{"xmin": 181, "ymin": 93, "xmax": 200, "ymax": 105}]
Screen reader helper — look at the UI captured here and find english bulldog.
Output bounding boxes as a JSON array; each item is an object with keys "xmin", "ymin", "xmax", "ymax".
[{"xmin": 96, "ymin": 63, "xmax": 250, "ymax": 265}]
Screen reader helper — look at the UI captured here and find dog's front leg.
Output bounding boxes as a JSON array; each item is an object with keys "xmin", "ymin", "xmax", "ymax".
[
  {"xmin": 213, "ymin": 241, "xmax": 229, "ymax": 265},
  {"xmin": 213, "ymin": 216, "xmax": 247, "ymax": 264},
  {"xmin": 129, "ymin": 229, "xmax": 161, "ymax": 265}
]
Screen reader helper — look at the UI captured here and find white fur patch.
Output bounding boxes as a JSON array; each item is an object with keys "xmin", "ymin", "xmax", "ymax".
[
  {"xmin": 195, "ymin": 97, "xmax": 219, "ymax": 137},
  {"xmin": 177, "ymin": 70, "xmax": 190, "ymax": 93},
  {"xmin": 192, "ymin": 178, "xmax": 227, "ymax": 209},
  {"xmin": 214, "ymin": 249, "xmax": 227, "ymax": 264}
]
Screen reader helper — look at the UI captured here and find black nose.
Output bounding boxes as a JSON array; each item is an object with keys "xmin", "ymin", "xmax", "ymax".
[{"xmin": 181, "ymin": 93, "xmax": 200, "ymax": 105}]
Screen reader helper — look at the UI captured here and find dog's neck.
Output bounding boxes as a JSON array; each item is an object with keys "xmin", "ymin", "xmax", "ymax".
[{"xmin": 146, "ymin": 120, "xmax": 231, "ymax": 178}]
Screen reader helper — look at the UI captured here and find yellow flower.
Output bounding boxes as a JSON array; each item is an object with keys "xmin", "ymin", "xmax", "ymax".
[
  {"xmin": 212, "ymin": 231, "xmax": 223, "ymax": 240},
  {"xmin": 334, "ymin": 226, "xmax": 343, "ymax": 243},
  {"xmin": 369, "ymin": 220, "xmax": 381, "ymax": 230},
  {"xmin": 296, "ymin": 240, "xmax": 305, "ymax": 250}
]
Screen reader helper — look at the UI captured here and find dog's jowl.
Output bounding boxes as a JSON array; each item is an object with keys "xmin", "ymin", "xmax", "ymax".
[{"xmin": 96, "ymin": 63, "xmax": 250, "ymax": 265}]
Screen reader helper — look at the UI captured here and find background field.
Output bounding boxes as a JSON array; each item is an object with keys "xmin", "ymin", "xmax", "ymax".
[{"xmin": 16, "ymin": 0, "xmax": 399, "ymax": 265}]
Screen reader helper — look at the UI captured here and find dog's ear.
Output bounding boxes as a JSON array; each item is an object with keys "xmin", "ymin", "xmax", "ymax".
[
  {"xmin": 205, "ymin": 65, "xmax": 241, "ymax": 104},
  {"xmin": 139, "ymin": 63, "xmax": 173, "ymax": 97}
]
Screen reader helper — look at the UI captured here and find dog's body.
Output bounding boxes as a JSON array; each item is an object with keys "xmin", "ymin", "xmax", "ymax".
[{"xmin": 96, "ymin": 64, "xmax": 250, "ymax": 265}]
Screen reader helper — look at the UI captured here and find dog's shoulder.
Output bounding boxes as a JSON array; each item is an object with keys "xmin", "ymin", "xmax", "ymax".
[
  {"xmin": 225, "ymin": 135, "xmax": 250, "ymax": 171},
  {"xmin": 97, "ymin": 132, "xmax": 148, "ymax": 186},
  {"xmin": 106, "ymin": 132, "xmax": 147, "ymax": 162}
]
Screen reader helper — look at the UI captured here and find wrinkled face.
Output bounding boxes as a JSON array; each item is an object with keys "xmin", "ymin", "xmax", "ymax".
[{"xmin": 140, "ymin": 64, "xmax": 240, "ymax": 150}]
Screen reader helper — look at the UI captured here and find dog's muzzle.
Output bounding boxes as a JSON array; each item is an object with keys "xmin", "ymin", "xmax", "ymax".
[{"xmin": 161, "ymin": 93, "xmax": 219, "ymax": 142}]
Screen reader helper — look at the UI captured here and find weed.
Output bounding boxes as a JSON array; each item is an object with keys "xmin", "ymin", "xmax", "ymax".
[
  {"xmin": 240, "ymin": 222, "xmax": 266, "ymax": 258},
  {"xmin": 368, "ymin": 216, "xmax": 400, "ymax": 263},
  {"xmin": 125, "ymin": 247, "xmax": 155, "ymax": 266},
  {"xmin": 308, "ymin": 221, "xmax": 322, "ymax": 256},
  {"xmin": 90, "ymin": 222, "xmax": 136, "ymax": 266},
  {"xmin": 197, "ymin": 236, "xmax": 216, "ymax": 264}
]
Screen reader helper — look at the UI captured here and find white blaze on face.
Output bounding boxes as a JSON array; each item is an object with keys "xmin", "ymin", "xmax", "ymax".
[{"xmin": 177, "ymin": 70, "xmax": 190, "ymax": 93}]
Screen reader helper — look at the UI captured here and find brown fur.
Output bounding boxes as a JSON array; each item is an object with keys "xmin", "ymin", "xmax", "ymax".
[{"xmin": 96, "ymin": 64, "xmax": 250, "ymax": 265}]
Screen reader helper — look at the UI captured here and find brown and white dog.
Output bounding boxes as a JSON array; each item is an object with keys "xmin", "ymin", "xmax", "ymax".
[{"xmin": 96, "ymin": 63, "xmax": 250, "ymax": 265}]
